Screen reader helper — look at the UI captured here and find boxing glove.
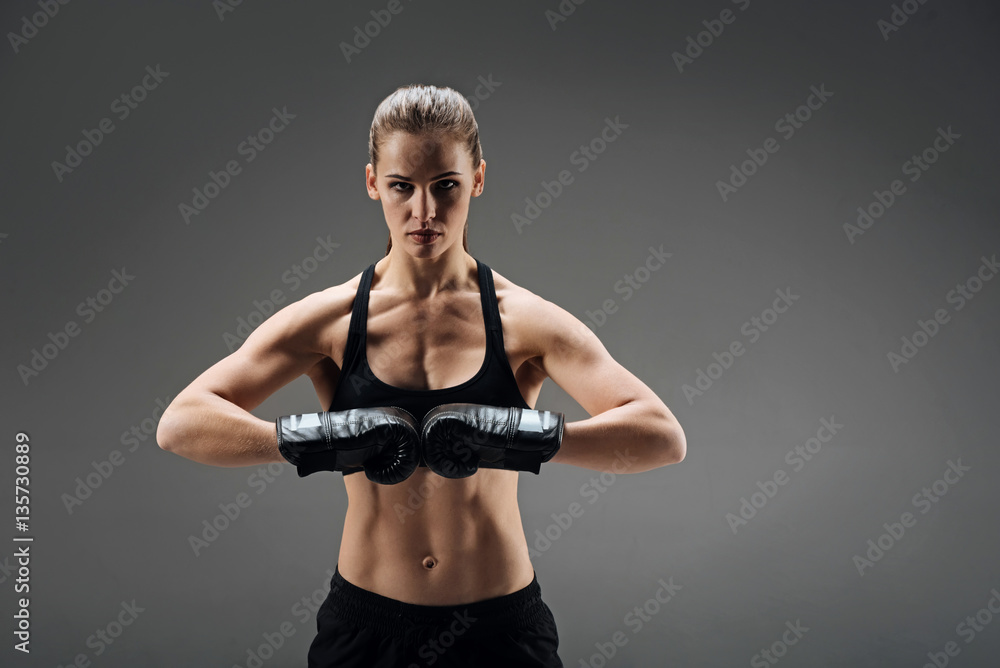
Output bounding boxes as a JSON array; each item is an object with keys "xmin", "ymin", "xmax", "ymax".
[
  {"xmin": 276, "ymin": 406, "xmax": 420, "ymax": 484},
  {"xmin": 420, "ymin": 403, "xmax": 564, "ymax": 479}
]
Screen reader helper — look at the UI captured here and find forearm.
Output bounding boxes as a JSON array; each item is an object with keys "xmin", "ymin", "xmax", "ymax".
[
  {"xmin": 156, "ymin": 392, "xmax": 284, "ymax": 468},
  {"xmin": 547, "ymin": 400, "xmax": 685, "ymax": 473}
]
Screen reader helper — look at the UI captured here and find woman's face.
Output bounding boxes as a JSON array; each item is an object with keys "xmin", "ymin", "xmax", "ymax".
[{"xmin": 366, "ymin": 131, "xmax": 484, "ymax": 257}]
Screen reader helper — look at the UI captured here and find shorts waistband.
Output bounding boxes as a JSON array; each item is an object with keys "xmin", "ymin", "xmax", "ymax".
[{"xmin": 326, "ymin": 565, "xmax": 548, "ymax": 637}]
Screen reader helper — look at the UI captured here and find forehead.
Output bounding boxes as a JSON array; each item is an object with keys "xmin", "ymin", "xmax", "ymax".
[{"xmin": 379, "ymin": 132, "xmax": 470, "ymax": 175}]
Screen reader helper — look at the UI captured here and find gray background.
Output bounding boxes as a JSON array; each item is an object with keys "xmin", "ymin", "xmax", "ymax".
[{"xmin": 2, "ymin": 0, "xmax": 999, "ymax": 665}]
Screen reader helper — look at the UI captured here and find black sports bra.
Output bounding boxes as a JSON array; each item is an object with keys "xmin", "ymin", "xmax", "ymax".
[{"xmin": 328, "ymin": 258, "xmax": 531, "ymax": 436}]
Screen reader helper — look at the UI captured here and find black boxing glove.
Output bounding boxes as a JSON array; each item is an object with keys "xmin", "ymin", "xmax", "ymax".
[
  {"xmin": 276, "ymin": 406, "xmax": 420, "ymax": 484},
  {"xmin": 420, "ymin": 403, "xmax": 564, "ymax": 479}
]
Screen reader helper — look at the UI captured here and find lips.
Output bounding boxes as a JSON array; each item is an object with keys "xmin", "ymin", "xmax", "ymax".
[{"xmin": 409, "ymin": 231, "xmax": 440, "ymax": 243}]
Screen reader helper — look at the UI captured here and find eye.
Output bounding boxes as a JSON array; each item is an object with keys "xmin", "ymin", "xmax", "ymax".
[{"xmin": 388, "ymin": 180, "xmax": 459, "ymax": 192}]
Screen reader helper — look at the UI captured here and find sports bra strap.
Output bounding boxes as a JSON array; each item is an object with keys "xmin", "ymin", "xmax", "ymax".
[
  {"xmin": 353, "ymin": 263, "xmax": 376, "ymax": 336},
  {"xmin": 340, "ymin": 263, "xmax": 375, "ymax": 372},
  {"xmin": 477, "ymin": 258, "xmax": 501, "ymax": 335},
  {"xmin": 342, "ymin": 257, "xmax": 506, "ymax": 371}
]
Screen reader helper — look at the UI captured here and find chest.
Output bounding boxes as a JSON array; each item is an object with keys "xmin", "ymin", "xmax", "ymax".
[
  {"xmin": 312, "ymin": 283, "xmax": 544, "ymax": 413},
  {"xmin": 364, "ymin": 293, "xmax": 490, "ymax": 391}
]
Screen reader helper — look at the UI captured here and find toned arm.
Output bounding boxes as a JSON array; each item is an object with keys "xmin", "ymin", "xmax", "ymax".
[
  {"xmin": 155, "ymin": 291, "xmax": 339, "ymax": 467},
  {"xmin": 521, "ymin": 292, "xmax": 686, "ymax": 474}
]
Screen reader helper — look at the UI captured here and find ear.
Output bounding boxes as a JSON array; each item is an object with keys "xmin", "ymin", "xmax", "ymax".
[
  {"xmin": 365, "ymin": 163, "xmax": 380, "ymax": 200},
  {"xmin": 471, "ymin": 159, "xmax": 486, "ymax": 197}
]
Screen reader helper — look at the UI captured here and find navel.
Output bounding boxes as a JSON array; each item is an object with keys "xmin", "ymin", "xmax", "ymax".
[{"xmin": 422, "ymin": 555, "xmax": 438, "ymax": 570}]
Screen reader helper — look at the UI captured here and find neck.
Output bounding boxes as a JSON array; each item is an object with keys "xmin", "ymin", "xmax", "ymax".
[{"xmin": 376, "ymin": 247, "xmax": 476, "ymax": 299}]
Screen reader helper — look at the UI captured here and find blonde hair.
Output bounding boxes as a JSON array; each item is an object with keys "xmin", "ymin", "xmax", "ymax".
[{"xmin": 368, "ymin": 84, "xmax": 483, "ymax": 256}]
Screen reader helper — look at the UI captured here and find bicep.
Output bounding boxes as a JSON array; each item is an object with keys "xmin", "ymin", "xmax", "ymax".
[
  {"xmin": 534, "ymin": 300, "xmax": 659, "ymax": 417},
  {"xmin": 182, "ymin": 295, "xmax": 329, "ymax": 412}
]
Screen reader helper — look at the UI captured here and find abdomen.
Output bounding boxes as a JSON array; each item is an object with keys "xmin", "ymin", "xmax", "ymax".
[{"xmin": 337, "ymin": 467, "xmax": 535, "ymax": 605}]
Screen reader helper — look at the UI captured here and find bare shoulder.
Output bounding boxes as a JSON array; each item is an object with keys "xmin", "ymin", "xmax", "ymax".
[
  {"xmin": 277, "ymin": 269, "xmax": 364, "ymax": 369},
  {"xmin": 489, "ymin": 266, "xmax": 661, "ymax": 422},
  {"xmin": 300, "ymin": 270, "xmax": 363, "ymax": 316},
  {"xmin": 490, "ymin": 267, "xmax": 595, "ymax": 365},
  {"xmin": 489, "ymin": 267, "xmax": 549, "ymax": 316}
]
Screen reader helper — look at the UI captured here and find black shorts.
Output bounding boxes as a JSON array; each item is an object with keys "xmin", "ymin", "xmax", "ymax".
[{"xmin": 307, "ymin": 565, "xmax": 563, "ymax": 667}]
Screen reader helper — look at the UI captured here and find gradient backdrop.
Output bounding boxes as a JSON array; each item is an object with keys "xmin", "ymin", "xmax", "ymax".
[{"xmin": 2, "ymin": 0, "xmax": 999, "ymax": 666}]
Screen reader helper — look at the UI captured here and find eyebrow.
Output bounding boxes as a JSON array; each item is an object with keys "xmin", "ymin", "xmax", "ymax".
[{"xmin": 384, "ymin": 171, "xmax": 461, "ymax": 181}]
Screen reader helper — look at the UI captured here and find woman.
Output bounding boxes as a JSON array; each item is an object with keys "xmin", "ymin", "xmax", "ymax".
[{"xmin": 157, "ymin": 84, "xmax": 687, "ymax": 667}]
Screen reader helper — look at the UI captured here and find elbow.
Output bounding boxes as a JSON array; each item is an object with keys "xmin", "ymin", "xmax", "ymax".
[
  {"xmin": 659, "ymin": 421, "xmax": 687, "ymax": 466},
  {"xmin": 156, "ymin": 392, "xmax": 208, "ymax": 456},
  {"xmin": 155, "ymin": 409, "xmax": 178, "ymax": 453},
  {"xmin": 156, "ymin": 405, "xmax": 189, "ymax": 455}
]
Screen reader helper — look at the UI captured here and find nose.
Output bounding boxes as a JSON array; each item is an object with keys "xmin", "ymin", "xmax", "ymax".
[{"xmin": 411, "ymin": 187, "xmax": 436, "ymax": 222}]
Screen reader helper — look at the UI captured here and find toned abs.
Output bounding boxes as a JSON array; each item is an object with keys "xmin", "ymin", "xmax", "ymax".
[{"xmin": 305, "ymin": 265, "xmax": 548, "ymax": 605}]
